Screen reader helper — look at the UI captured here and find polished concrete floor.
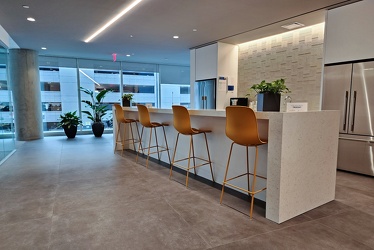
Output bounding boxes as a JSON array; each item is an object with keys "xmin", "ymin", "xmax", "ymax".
[{"xmin": 0, "ymin": 134, "xmax": 373, "ymax": 250}]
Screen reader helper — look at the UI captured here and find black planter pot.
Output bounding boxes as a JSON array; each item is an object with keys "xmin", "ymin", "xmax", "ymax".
[
  {"xmin": 63, "ymin": 125, "xmax": 78, "ymax": 139},
  {"xmin": 122, "ymin": 99, "xmax": 131, "ymax": 107},
  {"xmin": 257, "ymin": 92, "xmax": 281, "ymax": 112},
  {"xmin": 92, "ymin": 122, "xmax": 104, "ymax": 137}
]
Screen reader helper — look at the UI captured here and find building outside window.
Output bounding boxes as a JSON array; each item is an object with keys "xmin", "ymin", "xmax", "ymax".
[
  {"xmin": 39, "ymin": 57, "xmax": 79, "ymax": 132},
  {"xmin": 122, "ymin": 62, "xmax": 158, "ymax": 107},
  {"xmin": 159, "ymin": 65, "xmax": 190, "ymax": 108}
]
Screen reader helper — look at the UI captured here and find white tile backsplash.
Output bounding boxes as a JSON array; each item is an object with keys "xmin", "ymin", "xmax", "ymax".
[{"xmin": 238, "ymin": 23, "xmax": 325, "ymax": 111}]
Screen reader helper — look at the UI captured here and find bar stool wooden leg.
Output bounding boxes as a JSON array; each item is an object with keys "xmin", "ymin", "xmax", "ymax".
[
  {"xmin": 136, "ymin": 126, "xmax": 145, "ymax": 162},
  {"xmin": 204, "ymin": 132, "xmax": 215, "ymax": 182},
  {"xmin": 170, "ymin": 133, "xmax": 180, "ymax": 179},
  {"xmin": 186, "ymin": 135, "xmax": 193, "ymax": 187},
  {"xmin": 161, "ymin": 126, "xmax": 171, "ymax": 165},
  {"xmin": 135, "ymin": 123, "xmax": 144, "ymax": 155},
  {"xmin": 220, "ymin": 142, "xmax": 234, "ymax": 204},
  {"xmin": 249, "ymin": 146, "xmax": 259, "ymax": 219},
  {"xmin": 246, "ymin": 146, "xmax": 250, "ymax": 194},
  {"xmin": 154, "ymin": 128, "xmax": 160, "ymax": 160},
  {"xmin": 114, "ymin": 123, "xmax": 120, "ymax": 153},
  {"xmin": 129, "ymin": 122, "xmax": 136, "ymax": 151},
  {"xmin": 190, "ymin": 135, "xmax": 197, "ymax": 175},
  {"xmin": 114, "ymin": 122, "xmax": 126, "ymax": 156},
  {"xmin": 146, "ymin": 127, "xmax": 153, "ymax": 168},
  {"xmin": 134, "ymin": 122, "xmax": 142, "ymax": 151}
]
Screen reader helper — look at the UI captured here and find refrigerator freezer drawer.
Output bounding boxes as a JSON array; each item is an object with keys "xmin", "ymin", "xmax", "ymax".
[{"xmin": 338, "ymin": 137, "xmax": 374, "ymax": 176}]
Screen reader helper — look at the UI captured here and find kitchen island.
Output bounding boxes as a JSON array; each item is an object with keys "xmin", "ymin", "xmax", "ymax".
[{"xmin": 114, "ymin": 107, "xmax": 340, "ymax": 224}]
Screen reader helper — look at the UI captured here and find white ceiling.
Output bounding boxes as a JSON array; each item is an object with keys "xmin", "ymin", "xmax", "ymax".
[{"xmin": 0, "ymin": 0, "xmax": 360, "ymax": 66}]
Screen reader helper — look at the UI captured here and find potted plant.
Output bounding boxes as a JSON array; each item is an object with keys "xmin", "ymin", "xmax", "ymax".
[
  {"xmin": 57, "ymin": 111, "xmax": 82, "ymax": 138},
  {"xmin": 122, "ymin": 93, "xmax": 134, "ymax": 107},
  {"xmin": 80, "ymin": 87, "xmax": 112, "ymax": 137},
  {"xmin": 249, "ymin": 78, "xmax": 290, "ymax": 111}
]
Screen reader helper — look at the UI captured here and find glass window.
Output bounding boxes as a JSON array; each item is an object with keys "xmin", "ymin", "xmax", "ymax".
[
  {"xmin": 159, "ymin": 65, "xmax": 190, "ymax": 108},
  {"xmin": 78, "ymin": 59, "xmax": 121, "ymax": 130},
  {"xmin": 36, "ymin": 56, "xmax": 190, "ymax": 133},
  {"xmin": 39, "ymin": 57, "xmax": 79, "ymax": 132},
  {"xmin": 122, "ymin": 63, "xmax": 158, "ymax": 107},
  {"xmin": 0, "ymin": 45, "xmax": 15, "ymax": 162}
]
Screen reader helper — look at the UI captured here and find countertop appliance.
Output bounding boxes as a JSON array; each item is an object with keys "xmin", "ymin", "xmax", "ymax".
[
  {"xmin": 230, "ymin": 97, "xmax": 248, "ymax": 106},
  {"xmin": 322, "ymin": 61, "xmax": 374, "ymax": 176},
  {"xmin": 194, "ymin": 78, "xmax": 216, "ymax": 109}
]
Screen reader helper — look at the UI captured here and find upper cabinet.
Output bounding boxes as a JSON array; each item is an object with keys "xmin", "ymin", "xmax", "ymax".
[
  {"xmin": 195, "ymin": 44, "xmax": 218, "ymax": 81},
  {"xmin": 324, "ymin": 0, "xmax": 374, "ymax": 64}
]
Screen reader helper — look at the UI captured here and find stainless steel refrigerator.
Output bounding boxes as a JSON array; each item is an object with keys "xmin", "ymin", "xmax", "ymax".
[
  {"xmin": 322, "ymin": 61, "xmax": 374, "ymax": 176},
  {"xmin": 194, "ymin": 79, "xmax": 216, "ymax": 109}
]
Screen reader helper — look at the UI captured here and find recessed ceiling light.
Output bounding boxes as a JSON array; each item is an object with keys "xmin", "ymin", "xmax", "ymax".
[
  {"xmin": 84, "ymin": 0, "xmax": 143, "ymax": 43},
  {"xmin": 22, "ymin": 5, "xmax": 30, "ymax": 9},
  {"xmin": 130, "ymin": 35, "xmax": 133, "ymax": 38},
  {"xmin": 192, "ymin": 29, "xmax": 197, "ymax": 32},
  {"xmin": 126, "ymin": 54, "xmax": 131, "ymax": 57},
  {"xmin": 173, "ymin": 36, "xmax": 179, "ymax": 39},
  {"xmin": 27, "ymin": 17, "xmax": 35, "ymax": 22},
  {"xmin": 41, "ymin": 47, "xmax": 47, "ymax": 50},
  {"xmin": 281, "ymin": 22, "xmax": 305, "ymax": 30}
]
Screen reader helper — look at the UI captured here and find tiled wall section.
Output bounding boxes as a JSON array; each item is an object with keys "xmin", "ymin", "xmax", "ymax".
[{"xmin": 238, "ymin": 23, "xmax": 325, "ymax": 111}]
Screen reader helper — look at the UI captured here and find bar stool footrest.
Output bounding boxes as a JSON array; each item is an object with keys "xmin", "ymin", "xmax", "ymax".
[
  {"xmin": 172, "ymin": 161, "xmax": 211, "ymax": 172},
  {"xmin": 224, "ymin": 182, "xmax": 267, "ymax": 196}
]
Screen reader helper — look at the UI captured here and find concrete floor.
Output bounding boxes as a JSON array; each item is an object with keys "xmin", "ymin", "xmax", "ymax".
[{"xmin": 0, "ymin": 134, "xmax": 373, "ymax": 249}]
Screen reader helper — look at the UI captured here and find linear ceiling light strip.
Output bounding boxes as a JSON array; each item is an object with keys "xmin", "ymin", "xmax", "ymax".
[{"xmin": 84, "ymin": 0, "xmax": 143, "ymax": 43}]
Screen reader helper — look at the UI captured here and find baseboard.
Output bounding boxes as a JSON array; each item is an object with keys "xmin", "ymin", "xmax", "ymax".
[{"xmin": 126, "ymin": 149, "xmax": 266, "ymax": 209}]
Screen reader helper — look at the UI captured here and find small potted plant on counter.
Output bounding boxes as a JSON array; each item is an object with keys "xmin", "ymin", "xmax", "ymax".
[
  {"xmin": 249, "ymin": 78, "xmax": 290, "ymax": 111},
  {"xmin": 57, "ymin": 111, "xmax": 82, "ymax": 138},
  {"xmin": 122, "ymin": 93, "xmax": 134, "ymax": 107}
]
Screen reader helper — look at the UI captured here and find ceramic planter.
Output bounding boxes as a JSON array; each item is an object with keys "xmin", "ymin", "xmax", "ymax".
[
  {"xmin": 92, "ymin": 122, "xmax": 104, "ymax": 137},
  {"xmin": 257, "ymin": 92, "xmax": 281, "ymax": 112},
  {"xmin": 63, "ymin": 125, "xmax": 78, "ymax": 138},
  {"xmin": 122, "ymin": 99, "xmax": 131, "ymax": 107}
]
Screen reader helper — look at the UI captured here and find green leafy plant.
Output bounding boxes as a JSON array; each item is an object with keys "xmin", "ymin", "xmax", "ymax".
[
  {"xmin": 249, "ymin": 78, "xmax": 290, "ymax": 94},
  {"xmin": 80, "ymin": 87, "xmax": 112, "ymax": 123},
  {"xmin": 57, "ymin": 111, "xmax": 82, "ymax": 129},
  {"xmin": 122, "ymin": 93, "xmax": 134, "ymax": 101}
]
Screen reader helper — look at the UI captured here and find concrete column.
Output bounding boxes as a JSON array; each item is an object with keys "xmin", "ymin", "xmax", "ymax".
[{"xmin": 9, "ymin": 49, "xmax": 43, "ymax": 141}]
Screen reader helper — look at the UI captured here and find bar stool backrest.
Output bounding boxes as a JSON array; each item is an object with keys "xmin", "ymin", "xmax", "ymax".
[
  {"xmin": 172, "ymin": 105, "xmax": 194, "ymax": 135},
  {"xmin": 137, "ymin": 104, "xmax": 152, "ymax": 127},
  {"xmin": 114, "ymin": 104, "xmax": 125, "ymax": 123},
  {"xmin": 225, "ymin": 106, "xmax": 263, "ymax": 146}
]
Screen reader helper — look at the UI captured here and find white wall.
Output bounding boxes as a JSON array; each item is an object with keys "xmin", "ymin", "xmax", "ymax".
[
  {"xmin": 217, "ymin": 42, "xmax": 238, "ymax": 109},
  {"xmin": 324, "ymin": 0, "xmax": 374, "ymax": 64},
  {"xmin": 190, "ymin": 50, "xmax": 196, "ymax": 109}
]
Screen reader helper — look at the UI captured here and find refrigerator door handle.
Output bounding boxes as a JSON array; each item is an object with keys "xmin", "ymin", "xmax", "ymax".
[
  {"xmin": 351, "ymin": 91, "xmax": 357, "ymax": 132},
  {"xmin": 340, "ymin": 137, "xmax": 374, "ymax": 144},
  {"xmin": 343, "ymin": 91, "xmax": 349, "ymax": 131}
]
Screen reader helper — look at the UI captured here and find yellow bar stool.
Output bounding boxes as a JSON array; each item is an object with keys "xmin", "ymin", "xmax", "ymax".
[
  {"xmin": 220, "ymin": 106, "xmax": 267, "ymax": 219},
  {"xmin": 136, "ymin": 104, "xmax": 171, "ymax": 168},
  {"xmin": 113, "ymin": 104, "xmax": 141, "ymax": 156},
  {"xmin": 170, "ymin": 105, "xmax": 215, "ymax": 187}
]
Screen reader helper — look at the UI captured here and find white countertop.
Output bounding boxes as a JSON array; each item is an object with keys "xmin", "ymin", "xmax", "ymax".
[{"xmin": 122, "ymin": 107, "xmax": 337, "ymax": 120}]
